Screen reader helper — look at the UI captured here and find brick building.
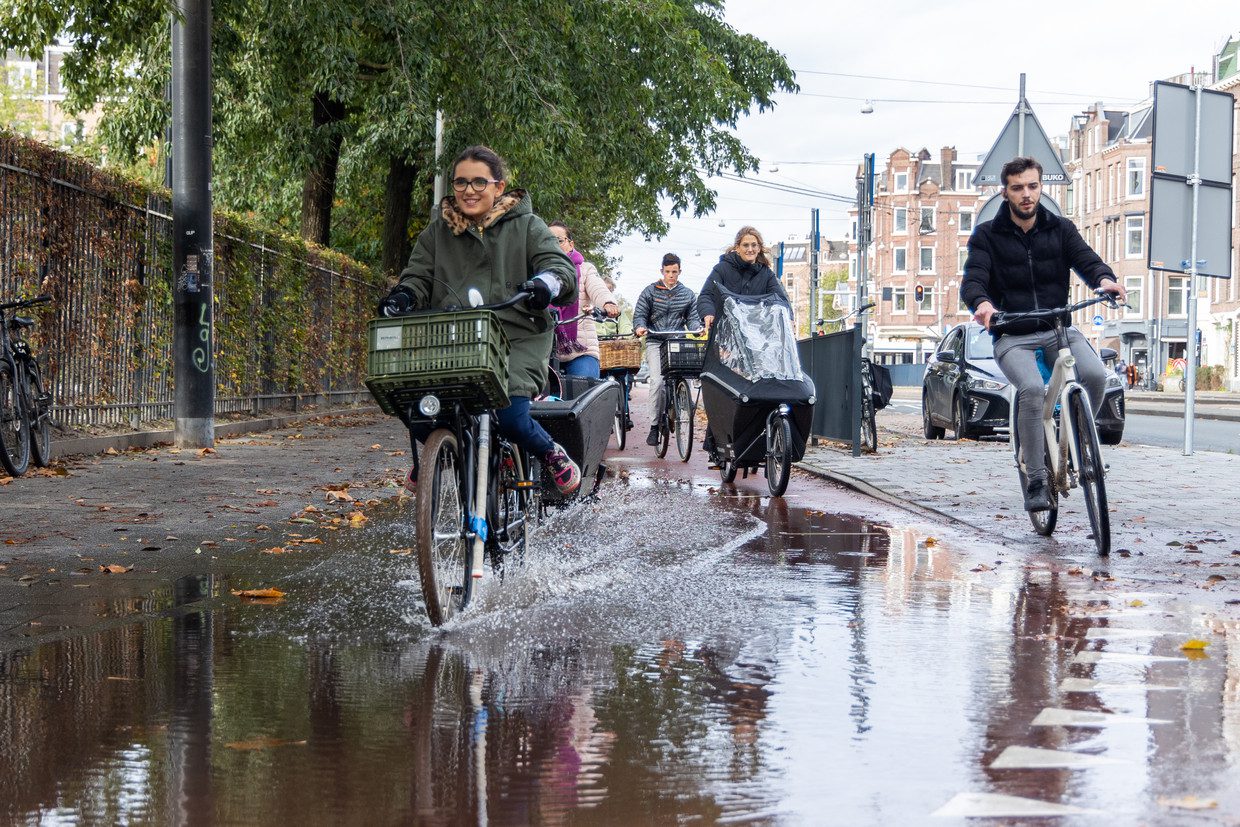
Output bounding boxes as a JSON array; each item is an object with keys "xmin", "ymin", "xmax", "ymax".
[{"xmin": 852, "ymin": 147, "xmax": 986, "ymax": 364}]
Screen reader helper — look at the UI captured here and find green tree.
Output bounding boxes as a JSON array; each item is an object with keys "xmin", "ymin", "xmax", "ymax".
[
  {"xmin": 1, "ymin": 0, "xmax": 796, "ymax": 275},
  {"xmin": 1, "ymin": 65, "xmax": 50, "ymax": 137}
]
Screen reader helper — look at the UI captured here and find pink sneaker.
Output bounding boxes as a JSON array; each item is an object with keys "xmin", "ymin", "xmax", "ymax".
[
  {"xmin": 543, "ymin": 443, "xmax": 581, "ymax": 496},
  {"xmin": 403, "ymin": 467, "xmax": 417, "ymax": 494}
]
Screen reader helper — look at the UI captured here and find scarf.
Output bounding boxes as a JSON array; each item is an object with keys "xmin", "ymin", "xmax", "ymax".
[{"xmin": 554, "ymin": 249, "xmax": 588, "ymax": 359}]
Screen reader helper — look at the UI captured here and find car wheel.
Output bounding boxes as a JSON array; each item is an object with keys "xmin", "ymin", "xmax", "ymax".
[
  {"xmin": 952, "ymin": 393, "xmax": 973, "ymax": 441},
  {"xmin": 922, "ymin": 390, "xmax": 945, "ymax": 440}
]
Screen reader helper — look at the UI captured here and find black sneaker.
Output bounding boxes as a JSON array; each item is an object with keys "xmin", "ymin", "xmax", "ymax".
[
  {"xmin": 1024, "ymin": 477, "xmax": 1051, "ymax": 511},
  {"xmin": 646, "ymin": 426, "xmax": 660, "ymax": 446}
]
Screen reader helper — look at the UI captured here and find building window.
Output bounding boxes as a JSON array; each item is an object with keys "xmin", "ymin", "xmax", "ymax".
[
  {"xmin": 958, "ymin": 247, "xmax": 968, "ymax": 274},
  {"xmin": 1168, "ymin": 276, "xmax": 1188, "ymax": 316},
  {"xmin": 958, "ymin": 293, "xmax": 969, "ymax": 314},
  {"xmin": 1126, "ymin": 158, "xmax": 1145, "ymax": 198},
  {"xmin": 918, "ymin": 285, "xmax": 934, "ymax": 313},
  {"xmin": 1124, "ymin": 276, "xmax": 1142, "ymax": 316},
  {"xmin": 955, "ymin": 169, "xmax": 973, "ymax": 190},
  {"xmin": 1084, "ymin": 173, "xmax": 1091, "ymax": 213},
  {"xmin": 958, "ymin": 210, "xmax": 973, "ymax": 233},
  {"xmin": 919, "ymin": 207, "xmax": 934, "ymax": 233},
  {"xmin": 1125, "ymin": 216, "xmax": 1144, "ymax": 258},
  {"xmin": 919, "ymin": 246, "xmax": 935, "ymax": 274},
  {"xmin": 894, "ymin": 207, "xmax": 907, "ymax": 233},
  {"xmin": 1066, "ymin": 183, "xmax": 1076, "ymax": 215},
  {"xmin": 895, "ymin": 172, "xmax": 909, "ymax": 191},
  {"xmin": 1109, "ymin": 164, "xmax": 1117, "ymax": 205},
  {"xmin": 894, "ymin": 247, "xmax": 907, "ymax": 273},
  {"xmin": 893, "ymin": 287, "xmax": 907, "ymax": 313}
]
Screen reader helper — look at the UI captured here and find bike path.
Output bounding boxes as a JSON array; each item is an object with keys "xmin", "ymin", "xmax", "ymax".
[{"xmin": 797, "ymin": 424, "xmax": 1240, "ymax": 603}]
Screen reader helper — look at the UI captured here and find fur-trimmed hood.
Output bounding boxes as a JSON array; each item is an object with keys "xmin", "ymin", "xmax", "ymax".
[{"xmin": 439, "ymin": 188, "xmax": 530, "ymax": 235}]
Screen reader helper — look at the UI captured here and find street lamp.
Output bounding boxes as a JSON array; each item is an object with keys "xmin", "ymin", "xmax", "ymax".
[{"xmin": 860, "ymin": 100, "xmax": 875, "ymax": 114}]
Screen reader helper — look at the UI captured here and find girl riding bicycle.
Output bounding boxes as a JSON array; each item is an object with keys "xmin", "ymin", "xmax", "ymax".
[
  {"xmin": 547, "ymin": 221, "xmax": 620, "ymax": 379},
  {"xmin": 379, "ymin": 145, "xmax": 582, "ymax": 496}
]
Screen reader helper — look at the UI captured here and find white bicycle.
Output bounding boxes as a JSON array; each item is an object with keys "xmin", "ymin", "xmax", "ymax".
[{"xmin": 991, "ymin": 292, "xmax": 1122, "ymax": 557}]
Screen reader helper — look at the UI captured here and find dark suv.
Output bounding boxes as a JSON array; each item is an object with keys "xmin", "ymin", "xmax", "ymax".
[{"xmin": 921, "ymin": 322, "xmax": 1125, "ymax": 443}]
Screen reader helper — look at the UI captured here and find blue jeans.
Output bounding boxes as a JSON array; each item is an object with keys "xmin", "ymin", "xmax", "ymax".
[
  {"xmin": 563, "ymin": 355, "xmax": 600, "ymax": 379},
  {"xmin": 408, "ymin": 396, "xmax": 554, "ymax": 471}
]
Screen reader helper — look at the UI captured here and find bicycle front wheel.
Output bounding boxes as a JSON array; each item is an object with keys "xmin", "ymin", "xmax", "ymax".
[
  {"xmin": 0, "ymin": 363, "xmax": 30, "ymax": 477},
  {"xmin": 655, "ymin": 386, "xmax": 671, "ymax": 458},
  {"xmin": 613, "ymin": 385, "xmax": 627, "ymax": 450},
  {"xmin": 26, "ymin": 363, "xmax": 51, "ymax": 467},
  {"xmin": 767, "ymin": 415, "xmax": 793, "ymax": 497},
  {"xmin": 491, "ymin": 442, "xmax": 530, "ymax": 570},
  {"xmin": 415, "ymin": 429, "xmax": 471, "ymax": 626},
  {"xmin": 674, "ymin": 379, "xmax": 694, "ymax": 462},
  {"xmin": 1070, "ymin": 391, "xmax": 1110, "ymax": 556}
]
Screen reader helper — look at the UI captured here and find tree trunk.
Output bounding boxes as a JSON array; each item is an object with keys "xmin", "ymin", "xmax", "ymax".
[
  {"xmin": 299, "ymin": 92, "xmax": 347, "ymax": 247},
  {"xmin": 381, "ymin": 157, "xmax": 419, "ymax": 280}
]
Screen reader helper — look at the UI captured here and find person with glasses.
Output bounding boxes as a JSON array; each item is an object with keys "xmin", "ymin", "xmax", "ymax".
[
  {"xmin": 378, "ymin": 145, "xmax": 583, "ymax": 496},
  {"xmin": 547, "ymin": 221, "xmax": 620, "ymax": 379}
]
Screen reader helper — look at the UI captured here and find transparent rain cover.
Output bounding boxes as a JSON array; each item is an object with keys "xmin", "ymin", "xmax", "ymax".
[{"xmin": 716, "ymin": 296, "xmax": 803, "ymax": 381}]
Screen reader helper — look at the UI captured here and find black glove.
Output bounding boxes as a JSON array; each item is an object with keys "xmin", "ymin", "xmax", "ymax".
[
  {"xmin": 378, "ymin": 285, "xmax": 417, "ymax": 317},
  {"xmin": 519, "ymin": 273, "xmax": 562, "ymax": 311}
]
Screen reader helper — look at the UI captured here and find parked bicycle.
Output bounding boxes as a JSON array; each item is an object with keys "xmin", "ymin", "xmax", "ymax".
[
  {"xmin": 991, "ymin": 292, "xmax": 1121, "ymax": 557},
  {"xmin": 817, "ymin": 302, "xmax": 881, "ymax": 453},
  {"xmin": 597, "ymin": 320, "xmax": 642, "ymax": 449},
  {"xmin": 366, "ymin": 289, "xmax": 537, "ymax": 626},
  {"xmin": 645, "ymin": 327, "xmax": 706, "ymax": 461},
  {"xmin": 0, "ymin": 295, "xmax": 53, "ymax": 477}
]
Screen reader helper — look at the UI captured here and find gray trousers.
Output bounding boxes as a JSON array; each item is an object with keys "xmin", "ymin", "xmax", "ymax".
[
  {"xmin": 993, "ymin": 327, "xmax": 1108, "ymax": 480},
  {"xmin": 646, "ymin": 340, "xmax": 665, "ymax": 423}
]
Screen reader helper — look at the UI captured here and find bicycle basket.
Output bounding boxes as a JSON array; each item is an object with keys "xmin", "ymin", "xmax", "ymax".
[
  {"xmin": 599, "ymin": 337, "xmax": 642, "ymax": 371},
  {"xmin": 365, "ymin": 310, "xmax": 510, "ymax": 415},
  {"xmin": 659, "ymin": 337, "xmax": 706, "ymax": 376}
]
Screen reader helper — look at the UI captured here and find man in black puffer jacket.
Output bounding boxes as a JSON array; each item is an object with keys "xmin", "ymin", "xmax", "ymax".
[{"xmin": 961, "ymin": 156, "xmax": 1127, "ymax": 512}]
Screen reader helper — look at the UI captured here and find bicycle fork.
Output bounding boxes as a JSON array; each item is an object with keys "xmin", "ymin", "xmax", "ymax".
[{"xmin": 470, "ymin": 414, "xmax": 491, "ymax": 580}]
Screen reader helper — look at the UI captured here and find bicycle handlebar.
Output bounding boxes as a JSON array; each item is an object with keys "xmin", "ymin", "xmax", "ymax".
[
  {"xmin": 817, "ymin": 301, "xmax": 875, "ymax": 327},
  {"xmin": 642, "ymin": 327, "xmax": 704, "ymax": 336},
  {"xmin": 990, "ymin": 291, "xmax": 1123, "ymax": 334},
  {"xmin": 555, "ymin": 306, "xmax": 611, "ymax": 326},
  {"xmin": 385, "ymin": 290, "xmax": 533, "ymax": 317},
  {"xmin": 0, "ymin": 295, "xmax": 52, "ymax": 312}
]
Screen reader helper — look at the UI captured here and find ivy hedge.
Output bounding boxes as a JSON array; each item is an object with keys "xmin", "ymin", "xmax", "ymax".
[{"xmin": 0, "ymin": 131, "xmax": 383, "ymax": 429}]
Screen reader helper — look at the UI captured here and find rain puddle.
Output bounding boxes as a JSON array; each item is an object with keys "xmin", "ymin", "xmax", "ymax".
[{"xmin": 0, "ymin": 469, "xmax": 1236, "ymax": 824}]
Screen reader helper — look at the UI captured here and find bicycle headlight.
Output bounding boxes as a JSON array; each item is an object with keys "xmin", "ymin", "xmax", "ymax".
[
  {"xmin": 968, "ymin": 377, "xmax": 1008, "ymax": 392},
  {"xmin": 418, "ymin": 394, "xmax": 441, "ymax": 417}
]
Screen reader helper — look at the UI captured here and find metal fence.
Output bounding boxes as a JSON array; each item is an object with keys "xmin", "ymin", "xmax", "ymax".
[
  {"xmin": 797, "ymin": 328, "xmax": 863, "ymax": 455},
  {"xmin": 0, "ymin": 132, "xmax": 384, "ymax": 430},
  {"xmin": 887, "ymin": 363, "xmax": 927, "ymax": 387}
]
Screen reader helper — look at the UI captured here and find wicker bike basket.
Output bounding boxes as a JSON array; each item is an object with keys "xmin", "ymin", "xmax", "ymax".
[
  {"xmin": 659, "ymin": 336, "xmax": 707, "ymax": 376},
  {"xmin": 365, "ymin": 310, "xmax": 510, "ymax": 415},
  {"xmin": 598, "ymin": 337, "xmax": 642, "ymax": 371}
]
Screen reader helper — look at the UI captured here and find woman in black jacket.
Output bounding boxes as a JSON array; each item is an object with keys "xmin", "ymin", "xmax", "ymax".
[{"xmin": 697, "ymin": 226, "xmax": 790, "ymax": 330}]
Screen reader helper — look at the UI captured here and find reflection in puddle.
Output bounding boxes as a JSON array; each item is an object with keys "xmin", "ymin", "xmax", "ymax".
[{"xmin": 0, "ymin": 475, "xmax": 1236, "ymax": 823}]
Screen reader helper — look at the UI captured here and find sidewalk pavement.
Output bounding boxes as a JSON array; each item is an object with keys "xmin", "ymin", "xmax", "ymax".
[
  {"xmin": 0, "ymin": 410, "xmax": 413, "ymax": 651},
  {"xmin": 891, "ymin": 386, "xmax": 1240, "ymax": 422},
  {"xmin": 797, "ymin": 410, "xmax": 1240, "ymax": 600}
]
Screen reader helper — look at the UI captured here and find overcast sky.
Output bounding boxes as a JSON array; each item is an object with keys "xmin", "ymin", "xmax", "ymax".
[{"xmin": 604, "ymin": 1, "xmax": 1239, "ymax": 298}]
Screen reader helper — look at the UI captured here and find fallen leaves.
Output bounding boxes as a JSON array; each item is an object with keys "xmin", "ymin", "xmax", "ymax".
[
  {"xmin": 99, "ymin": 564, "xmax": 133, "ymax": 574},
  {"xmin": 232, "ymin": 587, "xmax": 285, "ymax": 600},
  {"xmin": 225, "ymin": 736, "xmax": 306, "ymax": 751},
  {"xmin": 1157, "ymin": 795, "xmax": 1217, "ymax": 811},
  {"xmin": 1179, "ymin": 639, "xmax": 1210, "ymax": 651},
  {"xmin": 325, "ymin": 489, "xmax": 354, "ymax": 503},
  {"xmin": 389, "ymin": 547, "xmax": 413, "ymax": 556}
]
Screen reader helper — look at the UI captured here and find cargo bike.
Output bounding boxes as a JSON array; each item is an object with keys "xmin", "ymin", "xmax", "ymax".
[
  {"xmin": 597, "ymin": 324, "xmax": 642, "ymax": 449},
  {"xmin": 699, "ymin": 290, "xmax": 815, "ymax": 497},
  {"xmin": 365, "ymin": 289, "xmax": 617, "ymax": 626}
]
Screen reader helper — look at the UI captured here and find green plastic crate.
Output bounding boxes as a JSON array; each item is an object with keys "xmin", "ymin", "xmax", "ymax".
[{"xmin": 365, "ymin": 310, "xmax": 510, "ymax": 415}]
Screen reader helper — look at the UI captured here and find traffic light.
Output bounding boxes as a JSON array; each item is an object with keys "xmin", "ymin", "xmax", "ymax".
[{"xmin": 914, "ymin": 284, "xmax": 925, "ymax": 303}]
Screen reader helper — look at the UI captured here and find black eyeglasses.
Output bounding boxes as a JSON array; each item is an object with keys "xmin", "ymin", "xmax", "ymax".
[
  {"xmin": 452, "ymin": 177, "xmax": 501, "ymax": 192},
  {"xmin": 551, "ymin": 235, "xmax": 571, "ymax": 244}
]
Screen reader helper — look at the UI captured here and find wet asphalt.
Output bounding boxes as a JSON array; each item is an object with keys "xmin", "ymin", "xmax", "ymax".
[{"xmin": 0, "ymin": 396, "xmax": 1237, "ymax": 825}]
